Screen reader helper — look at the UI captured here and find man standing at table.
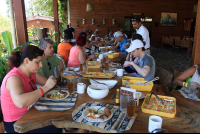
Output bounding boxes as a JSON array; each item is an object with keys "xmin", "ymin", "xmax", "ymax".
[
  {"xmin": 132, "ymin": 16, "xmax": 151, "ymax": 55},
  {"xmin": 123, "ymin": 39, "xmax": 155, "ymax": 81},
  {"xmin": 38, "ymin": 38, "xmax": 64, "ymax": 81}
]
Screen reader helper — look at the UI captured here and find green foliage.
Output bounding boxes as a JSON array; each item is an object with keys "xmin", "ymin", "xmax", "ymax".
[
  {"xmin": 28, "ymin": 25, "xmax": 38, "ymax": 40},
  {"xmin": 25, "ymin": 0, "xmax": 54, "ymax": 17},
  {"xmin": 47, "ymin": 29, "xmax": 59, "ymax": 53},
  {"xmin": 1, "ymin": 31, "xmax": 12, "ymax": 56},
  {"xmin": 0, "ymin": 53, "xmax": 8, "ymax": 85},
  {"xmin": 0, "ymin": 12, "xmax": 11, "ymax": 34}
]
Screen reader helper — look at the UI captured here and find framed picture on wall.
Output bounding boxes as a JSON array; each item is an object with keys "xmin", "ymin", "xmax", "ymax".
[{"xmin": 160, "ymin": 12, "xmax": 177, "ymax": 26}]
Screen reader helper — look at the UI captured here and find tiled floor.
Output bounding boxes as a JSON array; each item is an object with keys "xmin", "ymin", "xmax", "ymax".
[{"xmin": 151, "ymin": 45, "xmax": 191, "ymax": 74}]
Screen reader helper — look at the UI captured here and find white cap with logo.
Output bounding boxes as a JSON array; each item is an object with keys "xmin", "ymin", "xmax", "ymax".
[
  {"xmin": 114, "ymin": 31, "xmax": 123, "ymax": 38},
  {"xmin": 126, "ymin": 39, "xmax": 144, "ymax": 52}
]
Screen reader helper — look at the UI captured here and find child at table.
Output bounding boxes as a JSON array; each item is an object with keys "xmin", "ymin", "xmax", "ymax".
[{"xmin": 0, "ymin": 45, "xmax": 62, "ymax": 133}]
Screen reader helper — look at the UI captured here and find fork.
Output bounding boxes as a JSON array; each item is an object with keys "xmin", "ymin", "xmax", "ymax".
[{"xmin": 94, "ymin": 103, "xmax": 106, "ymax": 114}]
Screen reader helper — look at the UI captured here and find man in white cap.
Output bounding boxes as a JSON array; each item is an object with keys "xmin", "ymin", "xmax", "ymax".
[
  {"xmin": 123, "ymin": 39, "xmax": 155, "ymax": 81},
  {"xmin": 113, "ymin": 31, "xmax": 129, "ymax": 54}
]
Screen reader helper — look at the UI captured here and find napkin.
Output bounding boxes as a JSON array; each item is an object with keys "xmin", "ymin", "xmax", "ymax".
[{"xmin": 120, "ymin": 87, "xmax": 136, "ymax": 99}]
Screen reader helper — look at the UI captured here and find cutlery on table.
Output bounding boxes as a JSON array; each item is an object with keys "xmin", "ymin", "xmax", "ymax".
[
  {"xmin": 147, "ymin": 91, "xmax": 164, "ymax": 105},
  {"xmin": 94, "ymin": 103, "xmax": 106, "ymax": 114},
  {"xmin": 133, "ymin": 77, "xmax": 159, "ymax": 86},
  {"xmin": 114, "ymin": 113, "xmax": 126, "ymax": 130},
  {"xmin": 90, "ymin": 79, "xmax": 108, "ymax": 86}
]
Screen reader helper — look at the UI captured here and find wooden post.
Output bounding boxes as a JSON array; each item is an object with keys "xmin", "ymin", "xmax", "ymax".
[
  {"xmin": 53, "ymin": 0, "xmax": 60, "ymax": 43},
  {"xmin": 191, "ymin": 1, "xmax": 200, "ymax": 65},
  {"xmin": 12, "ymin": 0, "xmax": 28, "ymax": 46}
]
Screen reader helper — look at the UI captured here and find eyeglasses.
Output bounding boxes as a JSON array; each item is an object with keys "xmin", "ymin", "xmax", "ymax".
[
  {"xmin": 48, "ymin": 62, "xmax": 51, "ymax": 70},
  {"xmin": 29, "ymin": 79, "xmax": 36, "ymax": 91}
]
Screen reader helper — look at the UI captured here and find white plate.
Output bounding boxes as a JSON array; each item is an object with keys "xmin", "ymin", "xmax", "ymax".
[
  {"xmin": 65, "ymin": 67, "xmax": 80, "ymax": 72},
  {"xmin": 44, "ymin": 89, "xmax": 69, "ymax": 101},
  {"xmin": 82, "ymin": 106, "xmax": 113, "ymax": 122}
]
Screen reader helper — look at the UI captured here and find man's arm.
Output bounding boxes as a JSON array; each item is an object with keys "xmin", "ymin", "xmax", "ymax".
[{"xmin": 131, "ymin": 62, "xmax": 150, "ymax": 77}]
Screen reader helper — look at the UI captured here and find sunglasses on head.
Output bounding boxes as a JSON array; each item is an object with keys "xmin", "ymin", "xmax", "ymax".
[
  {"xmin": 48, "ymin": 62, "xmax": 51, "ymax": 70},
  {"xmin": 132, "ymin": 18, "xmax": 137, "ymax": 21}
]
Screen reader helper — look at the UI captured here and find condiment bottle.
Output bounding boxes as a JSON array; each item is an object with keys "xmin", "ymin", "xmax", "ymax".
[{"xmin": 115, "ymin": 89, "xmax": 120, "ymax": 106}]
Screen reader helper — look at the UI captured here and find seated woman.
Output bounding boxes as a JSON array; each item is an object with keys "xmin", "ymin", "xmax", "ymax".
[
  {"xmin": 174, "ymin": 65, "xmax": 200, "ymax": 91},
  {"xmin": 67, "ymin": 36, "xmax": 95, "ymax": 67},
  {"xmin": 0, "ymin": 45, "xmax": 62, "ymax": 133},
  {"xmin": 90, "ymin": 30, "xmax": 100, "ymax": 41}
]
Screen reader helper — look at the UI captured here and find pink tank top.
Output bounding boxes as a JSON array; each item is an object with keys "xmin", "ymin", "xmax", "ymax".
[
  {"xmin": 0, "ymin": 67, "xmax": 36, "ymax": 122},
  {"xmin": 67, "ymin": 46, "xmax": 85, "ymax": 67}
]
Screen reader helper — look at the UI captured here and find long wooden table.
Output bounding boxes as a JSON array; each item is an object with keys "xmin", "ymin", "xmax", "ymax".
[{"xmin": 14, "ymin": 74, "xmax": 200, "ymax": 133}]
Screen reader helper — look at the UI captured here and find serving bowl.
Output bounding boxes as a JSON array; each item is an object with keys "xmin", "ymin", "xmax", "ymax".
[
  {"xmin": 87, "ymin": 84, "xmax": 109, "ymax": 99},
  {"xmin": 89, "ymin": 80, "xmax": 117, "ymax": 90}
]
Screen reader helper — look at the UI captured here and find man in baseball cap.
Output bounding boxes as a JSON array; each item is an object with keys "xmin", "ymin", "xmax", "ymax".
[
  {"xmin": 113, "ymin": 31, "xmax": 129, "ymax": 54},
  {"xmin": 123, "ymin": 39, "xmax": 155, "ymax": 81}
]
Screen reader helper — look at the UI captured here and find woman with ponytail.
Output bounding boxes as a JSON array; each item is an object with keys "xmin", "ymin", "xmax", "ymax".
[{"xmin": 0, "ymin": 45, "xmax": 62, "ymax": 133}]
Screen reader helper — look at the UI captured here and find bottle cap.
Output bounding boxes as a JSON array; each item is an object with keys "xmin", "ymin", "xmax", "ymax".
[{"xmin": 117, "ymin": 89, "xmax": 119, "ymax": 91}]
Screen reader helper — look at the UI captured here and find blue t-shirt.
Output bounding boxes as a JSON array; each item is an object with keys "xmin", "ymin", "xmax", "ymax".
[{"xmin": 119, "ymin": 38, "xmax": 128, "ymax": 53}]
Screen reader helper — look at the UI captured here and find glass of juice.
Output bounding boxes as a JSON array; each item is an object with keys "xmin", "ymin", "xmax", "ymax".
[
  {"xmin": 127, "ymin": 99, "xmax": 136, "ymax": 118},
  {"xmin": 67, "ymin": 79, "xmax": 74, "ymax": 94}
]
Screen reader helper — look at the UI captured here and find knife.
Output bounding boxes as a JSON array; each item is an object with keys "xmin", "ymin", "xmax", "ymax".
[
  {"xmin": 69, "ymin": 93, "xmax": 75, "ymax": 101},
  {"xmin": 114, "ymin": 113, "xmax": 126, "ymax": 130}
]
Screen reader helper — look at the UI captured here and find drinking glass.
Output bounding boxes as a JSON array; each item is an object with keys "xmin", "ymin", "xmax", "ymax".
[
  {"xmin": 105, "ymin": 61, "xmax": 109, "ymax": 71},
  {"xmin": 120, "ymin": 94, "xmax": 129, "ymax": 112},
  {"xmin": 79, "ymin": 64, "xmax": 83, "ymax": 72},
  {"xmin": 188, "ymin": 83, "xmax": 197, "ymax": 96},
  {"xmin": 103, "ymin": 57, "xmax": 107, "ymax": 63},
  {"xmin": 53, "ymin": 65, "xmax": 60, "ymax": 79},
  {"xmin": 74, "ymin": 77, "xmax": 81, "ymax": 91},
  {"xmin": 67, "ymin": 79, "xmax": 74, "ymax": 94},
  {"xmin": 127, "ymin": 99, "xmax": 136, "ymax": 118},
  {"xmin": 83, "ymin": 64, "xmax": 88, "ymax": 72}
]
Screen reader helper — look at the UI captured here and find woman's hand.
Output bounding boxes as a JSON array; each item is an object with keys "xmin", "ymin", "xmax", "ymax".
[{"xmin": 44, "ymin": 76, "xmax": 57, "ymax": 90}]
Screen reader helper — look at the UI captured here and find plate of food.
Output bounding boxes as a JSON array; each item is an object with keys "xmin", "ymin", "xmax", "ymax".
[
  {"xmin": 65, "ymin": 67, "xmax": 79, "ymax": 72},
  {"xmin": 82, "ymin": 106, "xmax": 113, "ymax": 122},
  {"xmin": 45, "ymin": 90, "xmax": 69, "ymax": 100}
]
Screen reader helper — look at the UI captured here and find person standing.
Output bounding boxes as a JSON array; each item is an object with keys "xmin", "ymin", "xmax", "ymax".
[{"xmin": 132, "ymin": 16, "xmax": 151, "ymax": 55}]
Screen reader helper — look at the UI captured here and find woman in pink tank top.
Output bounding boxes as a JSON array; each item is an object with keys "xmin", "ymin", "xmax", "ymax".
[
  {"xmin": 67, "ymin": 35, "xmax": 95, "ymax": 67},
  {"xmin": 0, "ymin": 45, "xmax": 62, "ymax": 133}
]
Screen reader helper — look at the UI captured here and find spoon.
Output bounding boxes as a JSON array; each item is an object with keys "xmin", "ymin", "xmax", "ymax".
[{"xmin": 133, "ymin": 77, "xmax": 159, "ymax": 86}]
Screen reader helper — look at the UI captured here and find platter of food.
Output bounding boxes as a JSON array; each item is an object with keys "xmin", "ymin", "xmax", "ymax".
[
  {"xmin": 81, "ymin": 72, "xmax": 115, "ymax": 79},
  {"xmin": 82, "ymin": 106, "xmax": 113, "ymax": 122},
  {"xmin": 86, "ymin": 61, "xmax": 101, "ymax": 68},
  {"xmin": 109, "ymin": 62, "xmax": 121, "ymax": 68},
  {"xmin": 45, "ymin": 90, "xmax": 69, "ymax": 100},
  {"xmin": 141, "ymin": 94, "xmax": 176, "ymax": 118}
]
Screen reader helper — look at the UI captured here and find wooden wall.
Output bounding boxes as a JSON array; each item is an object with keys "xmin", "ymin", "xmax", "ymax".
[{"xmin": 69, "ymin": 0, "xmax": 198, "ymax": 46}]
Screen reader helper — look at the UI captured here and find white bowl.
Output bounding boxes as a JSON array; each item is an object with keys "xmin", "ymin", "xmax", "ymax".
[
  {"xmin": 87, "ymin": 84, "xmax": 109, "ymax": 99},
  {"xmin": 89, "ymin": 80, "xmax": 118, "ymax": 90}
]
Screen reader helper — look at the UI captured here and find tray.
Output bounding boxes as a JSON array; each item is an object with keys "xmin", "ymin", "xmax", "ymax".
[
  {"xmin": 108, "ymin": 53, "xmax": 119, "ymax": 59},
  {"xmin": 141, "ymin": 94, "xmax": 176, "ymax": 118},
  {"xmin": 86, "ymin": 61, "xmax": 101, "ymax": 68},
  {"xmin": 81, "ymin": 72, "xmax": 115, "ymax": 79},
  {"xmin": 129, "ymin": 80, "xmax": 153, "ymax": 92},
  {"xmin": 122, "ymin": 76, "xmax": 144, "ymax": 86}
]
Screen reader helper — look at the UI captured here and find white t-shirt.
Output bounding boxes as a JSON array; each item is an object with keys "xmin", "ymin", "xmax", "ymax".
[{"xmin": 136, "ymin": 24, "xmax": 150, "ymax": 49}]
